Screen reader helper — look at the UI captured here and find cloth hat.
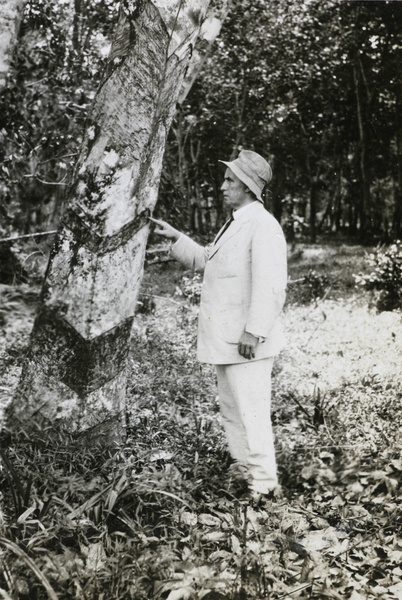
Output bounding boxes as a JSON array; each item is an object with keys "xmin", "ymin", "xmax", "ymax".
[{"xmin": 219, "ymin": 150, "xmax": 272, "ymax": 201}]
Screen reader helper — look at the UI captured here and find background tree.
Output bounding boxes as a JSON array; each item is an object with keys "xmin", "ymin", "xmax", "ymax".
[
  {"xmin": 0, "ymin": 1, "xmax": 118, "ymax": 240},
  {"xmin": 157, "ymin": 0, "xmax": 402, "ymax": 243},
  {"xmin": 0, "ymin": 0, "xmax": 27, "ymax": 89}
]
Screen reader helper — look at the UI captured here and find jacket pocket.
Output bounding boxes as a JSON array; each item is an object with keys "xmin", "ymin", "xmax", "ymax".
[{"xmin": 217, "ymin": 304, "xmax": 246, "ymax": 343}]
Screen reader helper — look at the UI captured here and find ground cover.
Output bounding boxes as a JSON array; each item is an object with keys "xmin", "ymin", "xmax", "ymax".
[{"xmin": 0, "ymin": 243, "xmax": 401, "ymax": 600}]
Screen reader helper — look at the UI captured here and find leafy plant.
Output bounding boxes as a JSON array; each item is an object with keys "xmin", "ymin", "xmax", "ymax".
[
  {"xmin": 290, "ymin": 269, "xmax": 330, "ymax": 305},
  {"xmin": 1, "ymin": 246, "xmax": 402, "ymax": 599},
  {"xmin": 0, "ymin": 448, "xmax": 33, "ymax": 519},
  {"xmin": 177, "ymin": 273, "xmax": 203, "ymax": 305},
  {"xmin": 354, "ymin": 241, "xmax": 402, "ymax": 311},
  {"xmin": 302, "ymin": 270, "xmax": 330, "ymax": 302}
]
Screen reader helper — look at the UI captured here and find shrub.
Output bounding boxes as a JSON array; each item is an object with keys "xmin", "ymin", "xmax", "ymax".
[
  {"xmin": 354, "ymin": 241, "xmax": 402, "ymax": 311},
  {"xmin": 302, "ymin": 269, "xmax": 330, "ymax": 302},
  {"xmin": 177, "ymin": 273, "xmax": 202, "ymax": 305},
  {"xmin": 288, "ymin": 269, "xmax": 330, "ymax": 305}
]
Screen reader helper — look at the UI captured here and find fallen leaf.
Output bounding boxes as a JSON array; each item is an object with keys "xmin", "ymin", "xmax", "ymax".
[
  {"xmin": 389, "ymin": 581, "xmax": 402, "ymax": 596},
  {"xmin": 231, "ymin": 534, "xmax": 242, "ymax": 555},
  {"xmin": 166, "ymin": 586, "xmax": 194, "ymax": 600},
  {"xmin": 180, "ymin": 512, "xmax": 197, "ymax": 526},
  {"xmin": 202, "ymin": 531, "xmax": 226, "ymax": 542},
  {"xmin": 198, "ymin": 514, "xmax": 221, "ymax": 527}
]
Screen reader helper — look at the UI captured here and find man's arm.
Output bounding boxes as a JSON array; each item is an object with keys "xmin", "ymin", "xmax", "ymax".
[
  {"xmin": 149, "ymin": 217, "xmax": 181, "ymax": 241},
  {"xmin": 237, "ymin": 219, "xmax": 286, "ymax": 360},
  {"xmin": 246, "ymin": 220, "xmax": 287, "ymax": 337}
]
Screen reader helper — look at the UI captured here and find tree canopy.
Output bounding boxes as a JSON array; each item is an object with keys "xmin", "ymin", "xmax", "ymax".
[
  {"xmin": 1, "ymin": 0, "xmax": 402, "ymax": 249},
  {"xmin": 160, "ymin": 0, "xmax": 402, "ymax": 241}
]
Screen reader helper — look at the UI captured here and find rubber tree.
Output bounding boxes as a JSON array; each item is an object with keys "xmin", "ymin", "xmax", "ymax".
[
  {"xmin": 0, "ymin": 0, "xmax": 27, "ymax": 90},
  {"xmin": 9, "ymin": 0, "xmax": 212, "ymax": 442}
]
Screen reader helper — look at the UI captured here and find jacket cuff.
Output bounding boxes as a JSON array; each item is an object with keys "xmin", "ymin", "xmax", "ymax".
[{"xmin": 246, "ymin": 330, "xmax": 266, "ymax": 343}]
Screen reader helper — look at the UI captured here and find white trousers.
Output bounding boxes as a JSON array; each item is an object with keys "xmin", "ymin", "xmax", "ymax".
[{"xmin": 215, "ymin": 357, "xmax": 277, "ymax": 494}]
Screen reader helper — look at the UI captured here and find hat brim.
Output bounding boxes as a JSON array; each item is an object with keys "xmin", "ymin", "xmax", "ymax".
[{"xmin": 219, "ymin": 160, "xmax": 264, "ymax": 201}]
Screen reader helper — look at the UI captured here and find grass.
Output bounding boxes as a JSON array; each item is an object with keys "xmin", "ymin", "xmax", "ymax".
[{"xmin": 0, "ymin": 241, "xmax": 401, "ymax": 599}]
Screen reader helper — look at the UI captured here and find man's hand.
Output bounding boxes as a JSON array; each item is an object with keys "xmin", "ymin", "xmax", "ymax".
[
  {"xmin": 149, "ymin": 217, "xmax": 181, "ymax": 241},
  {"xmin": 238, "ymin": 331, "xmax": 259, "ymax": 360}
]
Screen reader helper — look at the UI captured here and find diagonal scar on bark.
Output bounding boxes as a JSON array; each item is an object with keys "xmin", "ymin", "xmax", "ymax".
[{"xmin": 59, "ymin": 207, "xmax": 152, "ymax": 256}]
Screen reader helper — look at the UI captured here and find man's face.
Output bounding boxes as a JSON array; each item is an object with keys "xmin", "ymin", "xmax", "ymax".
[{"xmin": 221, "ymin": 168, "xmax": 250, "ymax": 210}]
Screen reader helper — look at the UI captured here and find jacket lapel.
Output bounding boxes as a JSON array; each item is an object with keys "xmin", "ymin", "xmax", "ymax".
[
  {"xmin": 208, "ymin": 202, "xmax": 264, "ymax": 261},
  {"xmin": 208, "ymin": 214, "xmax": 247, "ymax": 261}
]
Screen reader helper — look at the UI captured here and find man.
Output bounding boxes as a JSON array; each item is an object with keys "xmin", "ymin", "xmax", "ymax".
[{"xmin": 150, "ymin": 150, "xmax": 287, "ymax": 500}]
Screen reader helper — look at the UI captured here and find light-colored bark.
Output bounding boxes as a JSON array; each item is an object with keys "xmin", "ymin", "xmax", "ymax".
[
  {"xmin": 0, "ymin": 0, "xmax": 27, "ymax": 89},
  {"xmin": 10, "ymin": 0, "xmax": 211, "ymax": 442}
]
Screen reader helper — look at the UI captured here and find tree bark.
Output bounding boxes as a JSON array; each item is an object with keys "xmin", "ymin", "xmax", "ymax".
[
  {"xmin": 394, "ymin": 62, "xmax": 402, "ymax": 238},
  {"xmin": 10, "ymin": 0, "xmax": 210, "ymax": 442},
  {"xmin": 334, "ymin": 166, "xmax": 342, "ymax": 232},
  {"xmin": 309, "ymin": 178, "xmax": 318, "ymax": 243},
  {"xmin": 270, "ymin": 156, "xmax": 284, "ymax": 223},
  {"xmin": 353, "ymin": 59, "xmax": 371, "ymax": 240},
  {"xmin": 0, "ymin": 0, "xmax": 27, "ymax": 89}
]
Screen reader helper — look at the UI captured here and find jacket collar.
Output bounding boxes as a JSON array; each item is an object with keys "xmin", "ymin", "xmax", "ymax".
[
  {"xmin": 232, "ymin": 200, "xmax": 260, "ymax": 221},
  {"xmin": 208, "ymin": 202, "xmax": 264, "ymax": 260}
]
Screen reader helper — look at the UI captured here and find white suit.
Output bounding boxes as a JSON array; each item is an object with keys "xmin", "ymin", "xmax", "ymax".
[
  {"xmin": 171, "ymin": 201, "xmax": 287, "ymax": 493},
  {"xmin": 171, "ymin": 201, "xmax": 287, "ymax": 361}
]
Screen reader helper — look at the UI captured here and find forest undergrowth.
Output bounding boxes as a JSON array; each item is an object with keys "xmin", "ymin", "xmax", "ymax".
[{"xmin": 0, "ymin": 243, "xmax": 401, "ymax": 600}]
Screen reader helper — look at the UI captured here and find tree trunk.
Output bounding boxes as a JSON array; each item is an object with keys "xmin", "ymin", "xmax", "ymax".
[
  {"xmin": 0, "ymin": 0, "xmax": 27, "ymax": 89},
  {"xmin": 309, "ymin": 179, "xmax": 318, "ymax": 243},
  {"xmin": 10, "ymin": 0, "xmax": 210, "ymax": 443},
  {"xmin": 231, "ymin": 80, "xmax": 248, "ymax": 158},
  {"xmin": 334, "ymin": 167, "xmax": 342, "ymax": 232},
  {"xmin": 270, "ymin": 157, "xmax": 284, "ymax": 223},
  {"xmin": 72, "ymin": 0, "xmax": 82, "ymax": 52},
  {"xmin": 353, "ymin": 59, "xmax": 371, "ymax": 240},
  {"xmin": 394, "ymin": 64, "xmax": 402, "ymax": 238}
]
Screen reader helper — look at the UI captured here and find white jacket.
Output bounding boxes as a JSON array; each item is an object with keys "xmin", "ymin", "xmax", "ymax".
[{"xmin": 171, "ymin": 202, "xmax": 287, "ymax": 364}]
